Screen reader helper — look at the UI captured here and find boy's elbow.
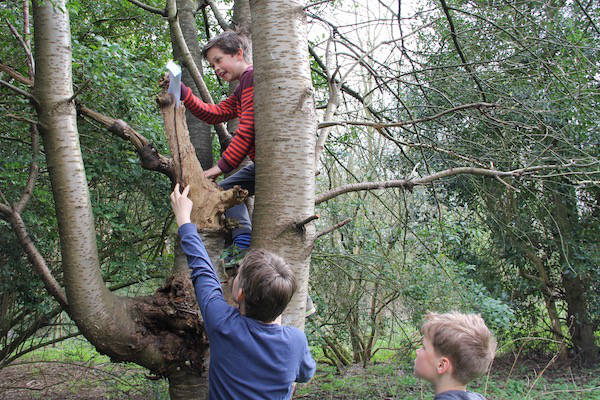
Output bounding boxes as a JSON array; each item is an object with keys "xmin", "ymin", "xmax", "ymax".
[{"xmin": 296, "ymin": 363, "xmax": 316, "ymax": 383}]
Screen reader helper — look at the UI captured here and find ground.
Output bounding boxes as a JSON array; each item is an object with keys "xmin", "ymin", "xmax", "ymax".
[{"xmin": 1, "ymin": 352, "xmax": 599, "ymax": 399}]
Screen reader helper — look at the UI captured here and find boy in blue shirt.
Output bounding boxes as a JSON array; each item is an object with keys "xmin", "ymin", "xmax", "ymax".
[
  {"xmin": 170, "ymin": 184, "xmax": 316, "ymax": 399},
  {"xmin": 414, "ymin": 312, "xmax": 497, "ymax": 400}
]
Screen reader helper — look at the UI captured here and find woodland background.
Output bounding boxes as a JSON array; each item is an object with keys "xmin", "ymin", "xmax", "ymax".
[{"xmin": 0, "ymin": 0, "xmax": 598, "ymax": 398}]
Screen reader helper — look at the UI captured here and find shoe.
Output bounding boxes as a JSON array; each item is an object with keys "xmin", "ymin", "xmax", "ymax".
[
  {"xmin": 305, "ymin": 294, "xmax": 316, "ymax": 317},
  {"xmin": 222, "ymin": 246, "xmax": 249, "ymax": 278}
]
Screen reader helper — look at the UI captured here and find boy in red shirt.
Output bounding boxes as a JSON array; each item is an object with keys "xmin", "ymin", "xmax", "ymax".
[{"xmin": 179, "ymin": 30, "xmax": 255, "ymax": 252}]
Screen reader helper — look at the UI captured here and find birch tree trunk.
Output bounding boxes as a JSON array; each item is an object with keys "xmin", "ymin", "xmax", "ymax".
[
  {"xmin": 250, "ymin": 0, "xmax": 317, "ymax": 329},
  {"xmin": 32, "ymin": 3, "xmax": 210, "ymax": 398},
  {"xmin": 32, "ymin": 0, "xmax": 130, "ymax": 351}
]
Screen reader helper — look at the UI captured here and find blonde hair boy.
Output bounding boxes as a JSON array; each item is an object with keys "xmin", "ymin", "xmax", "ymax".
[{"xmin": 414, "ymin": 312, "xmax": 497, "ymax": 400}]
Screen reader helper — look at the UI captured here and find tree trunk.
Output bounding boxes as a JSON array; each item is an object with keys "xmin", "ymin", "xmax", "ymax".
[
  {"xmin": 33, "ymin": 0, "xmax": 132, "ymax": 354},
  {"xmin": 551, "ymin": 183, "xmax": 600, "ymax": 365},
  {"xmin": 563, "ymin": 273, "xmax": 599, "ymax": 366},
  {"xmin": 171, "ymin": 0, "xmax": 214, "ymax": 169},
  {"xmin": 250, "ymin": 0, "xmax": 317, "ymax": 329},
  {"xmin": 32, "ymin": 4, "xmax": 211, "ymax": 398}
]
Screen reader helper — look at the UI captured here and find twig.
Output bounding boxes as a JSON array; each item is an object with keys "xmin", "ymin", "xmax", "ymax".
[
  {"xmin": 206, "ymin": 0, "xmax": 231, "ymax": 30},
  {"xmin": 5, "ymin": 17, "xmax": 34, "ymax": 79},
  {"xmin": 304, "ymin": 0, "xmax": 335, "ymax": 9},
  {"xmin": 125, "ymin": 0, "xmax": 166, "ymax": 16},
  {"xmin": 67, "ymin": 79, "xmax": 91, "ymax": 103},
  {"xmin": 439, "ymin": 0, "xmax": 487, "ymax": 101},
  {"xmin": 296, "ymin": 214, "xmax": 319, "ymax": 229},
  {"xmin": 316, "ymin": 217, "xmax": 352, "ymax": 239},
  {"xmin": 318, "ymin": 102, "xmax": 498, "ymax": 129},
  {"xmin": 15, "ymin": 124, "xmax": 40, "ymax": 213},
  {"xmin": 0, "ymin": 79, "xmax": 37, "ymax": 104},
  {"xmin": 574, "ymin": 0, "xmax": 600, "ymax": 35}
]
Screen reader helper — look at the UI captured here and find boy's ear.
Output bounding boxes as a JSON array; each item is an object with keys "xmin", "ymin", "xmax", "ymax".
[
  {"xmin": 235, "ymin": 288, "xmax": 244, "ymax": 304},
  {"xmin": 236, "ymin": 48, "xmax": 244, "ymax": 60},
  {"xmin": 437, "ymin": 356, "xmax": 451, "ymax": 375}
]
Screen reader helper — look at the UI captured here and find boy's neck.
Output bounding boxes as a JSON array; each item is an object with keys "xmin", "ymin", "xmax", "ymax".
[
  {"xmin": 433, "ymin": 376, "xmax": 467, "ymax": 394},
  {"xmin": 238, "ymin": 305, "xmax": 281, "ymax": 325}
]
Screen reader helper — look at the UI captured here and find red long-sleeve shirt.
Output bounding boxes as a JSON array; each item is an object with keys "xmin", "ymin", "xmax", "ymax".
[{"xmin": 181, "ymin": 67, "xmax": 255, "ymax": 173}]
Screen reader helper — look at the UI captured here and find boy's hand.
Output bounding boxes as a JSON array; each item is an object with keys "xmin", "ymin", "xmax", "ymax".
[
  {"xmin": 170, "ymin": 184, "xmax": 193, "ymax": 227},
  {"xmin": 159, "ymin": 72, "xmax": 170, "ymax": 89},
  {"xmin": 204, "ymin": 165, "xmax": 222, "ymax": 180}
]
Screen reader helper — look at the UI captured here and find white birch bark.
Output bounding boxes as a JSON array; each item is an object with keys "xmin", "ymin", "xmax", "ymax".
[{"xmin": 250, "ymin": 0, "xmax": 317, "ymax": 329}]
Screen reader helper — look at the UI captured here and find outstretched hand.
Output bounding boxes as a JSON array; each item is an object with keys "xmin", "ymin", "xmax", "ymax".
[
  {"xmin": 159, "ymin": 72, "xmax": 170, "ymax": 89},
  {"xmin": 170, "ymin": 183, "xmax": 193, "ymax": 227}
]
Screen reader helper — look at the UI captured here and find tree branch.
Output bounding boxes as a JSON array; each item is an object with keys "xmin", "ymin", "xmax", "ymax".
[
  {"xmin": 125, "ymin": 0, "xmax": 166, "ymax": 16},
  {"xmin": 316, "ymin": 217, "xmax": 352, "ymax": 239},
  {"xmin": 315, "ymin": 165, "xmax": 565, "ymax": 204},
  {"xmin": 166, "ymin": 0, "xmax": 232, "ymax": 146},
  {"xmin": 78, "ymin": 105, "xmax": 175, "ymax": 183},
  {"xmin": 4, "ymin": 17, "xmax": 34, "ymax": 79},
  {"xmin": 0, "ymin": 79, "xmax": 36, "ymax": 103},
  {"xmin": 15, "ymin": 124, "xmax": 40, "ymax": 213},
  {"xmin": 4, "ymin": 210, "xmax": 69, "ymax": 310},
  {"xmin": 0, "ymin": 62, "xmax": 176, "ymax": 183},
  {"xmin": 439, "ymin": 0, "xmax": 487, "ymax": 101},
  {"xmin": 318, "ymin": 102, "xmax": 498, "ymax": 129},
  {"xmin": 205, "ymin": 0, "xmax": 231, "ymax": 30}
]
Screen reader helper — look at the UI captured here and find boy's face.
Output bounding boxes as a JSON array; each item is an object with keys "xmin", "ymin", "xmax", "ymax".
[
  {"xmin": 414, "ymin": 336, "xmax": 441, "ymax": 382},
  {"xmin": 206, "ymin": 47, "xmax": 247, "ymax": 82}
]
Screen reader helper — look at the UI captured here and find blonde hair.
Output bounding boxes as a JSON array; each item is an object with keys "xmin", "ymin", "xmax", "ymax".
[{"xmin": 421, "ymin": 312, "xmax": 497, "ymax": 384}]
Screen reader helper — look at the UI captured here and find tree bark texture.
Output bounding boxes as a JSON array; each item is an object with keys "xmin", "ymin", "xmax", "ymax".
[
  {"xmin": 32, "ymin": 4, "xmax": 211, "ymax": 397},
  {"xmin": 171, "ymin": 0, "xmax": 215, "ymax": 169},
  {"xmin": 250, "ymin": 0, "xmax": 317, "ymax": 329},
  {"xmin": 32, "ymin": 0, "xmax": 129, "ymax": 352}
]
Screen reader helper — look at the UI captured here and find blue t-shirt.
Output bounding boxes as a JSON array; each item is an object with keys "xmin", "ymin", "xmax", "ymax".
[
  {"xmin": 178, "ymin": 223, "xmax": 316, "ymax": 399},
  {"xmin": 434, "ymin": 390, "xmax": 486, "ymax": 400}
]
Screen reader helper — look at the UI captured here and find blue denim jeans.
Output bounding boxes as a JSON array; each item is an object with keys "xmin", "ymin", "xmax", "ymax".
[{"xmin": 219, "ymin": 163, "xmax": 254, "ymax": 239}]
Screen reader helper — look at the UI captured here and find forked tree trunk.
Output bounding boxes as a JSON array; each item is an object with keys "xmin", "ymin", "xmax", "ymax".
[{"xmin": 32, "ymin": 3, "xmax": 211, "ymax": 398}]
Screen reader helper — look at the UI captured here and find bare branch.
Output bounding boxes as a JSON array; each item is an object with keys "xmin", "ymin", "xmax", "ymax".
[
  {"xmin": 316, "ymin": 217, "xmax": 352, "ymax": 239},
  {"xmin": 205, "ymin": 0, "xmax": 231, "ymax": 30},
  {"xmin": 315, "ymin": 165, "xmax": 567, "ymax": 204},
  {"xmin": 0, "ymin": 62, "xmax": 32, "ymax": 86},
  {"xmin": 304, "ymin": 0, "xmax": 334, "ymax": 9},
  {"xmin": 319, "ymin": 102, "xmax": 498, "ymax": 129},
  {"xmin": 439, "ymin": 0, "xmax": 486, "ymax": 101},
  {"xmin": 166, "ymin": 0, "xmax": 232, "ymax": 146},
  {"xmin": 0, "ymin": 78, "xmax": 36, "ymax": 103},
  {"xmin": 5, "ymin": 210, "xmax": 69, "ymax": 310},
  {"xmin": 125, "ymin": 0, "xmax": 166, "ymax": 16},
  {"xmin": 15, "ymin": 124, "xmax": 40, "ymax": 213},
  {"xmin": 575, "ymin": 0, "xmax": 600, "ymax": 35},
  {"xmin": 296, "ymin": 214, "xmax": 319, "ymax": 230},
  {"xmin": 78, "ymin": 105, "xmax": 175, "ymax": 182},
  {"xmin": 0, "ymin": 62, "xmax": 175, "ymax": 181},
  {"xmin": 4, "ymin": 17, "xmax": 34, "ymax": 79}
]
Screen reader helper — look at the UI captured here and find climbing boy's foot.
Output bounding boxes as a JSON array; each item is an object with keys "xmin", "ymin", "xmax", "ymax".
[
  {"xmin": 222, "ymin": 246, "xmax": 249, "ymax": 278},
  {"xmin": 305, "ymin": 294, "xmax": 316, "ymax": 318}
]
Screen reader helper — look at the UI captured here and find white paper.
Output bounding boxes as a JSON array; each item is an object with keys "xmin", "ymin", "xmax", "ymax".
[{"xmin": 166, "ymin": 60, "xmax": 182, "ymax": 106}]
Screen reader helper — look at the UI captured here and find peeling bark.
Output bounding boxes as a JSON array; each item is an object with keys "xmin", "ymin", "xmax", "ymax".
[{"xmin": 158, "ymin": 93, "xmax": 248, "ymax": 231}]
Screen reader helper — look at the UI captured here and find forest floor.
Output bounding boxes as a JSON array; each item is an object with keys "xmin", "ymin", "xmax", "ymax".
[{"xmin": 1, "ymin": 347, "xmax": 599, "ymax": 399}]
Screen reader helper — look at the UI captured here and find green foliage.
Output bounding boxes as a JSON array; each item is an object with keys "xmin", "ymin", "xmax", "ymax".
[{"xmin": 0, "ymin": 0, "xmax": 176, "ymax": 367}]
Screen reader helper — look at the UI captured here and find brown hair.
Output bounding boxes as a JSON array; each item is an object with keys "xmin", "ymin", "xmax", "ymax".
[
  {"xmin": 421, "ymin": 312, "xmax": 497, "ymax": 384},
  {"xmin": 237, "ymin": 249, "xmax": 296, "ymax": 322},
  {"xmin": 202, "ymin": 30, "xmax": 252, "ymax": 63}
]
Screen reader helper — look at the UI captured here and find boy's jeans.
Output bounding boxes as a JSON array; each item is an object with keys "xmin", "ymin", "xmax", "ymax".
[{"xmin": 219, "ymin": 163, "xmax": 254, "ymax": 240}]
